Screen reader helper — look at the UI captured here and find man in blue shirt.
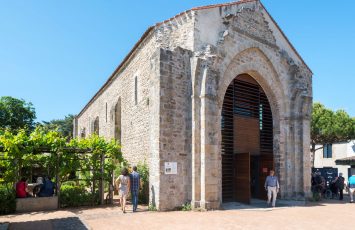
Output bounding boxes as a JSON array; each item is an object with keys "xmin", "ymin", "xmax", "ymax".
[
  {"xmin": 38, "ymin": 176, "xmax": 55, "ymax": 197},
  {"xmin": 264, "ymin": 169, "xmax": 280, "ymax": 207},
  {"xmin": 348, "ymin": 172, "xmax": 355, "ymax": 203},
  {"xmin": 130, "ymin": 166, "xmax": 140, "ymax": 212}
]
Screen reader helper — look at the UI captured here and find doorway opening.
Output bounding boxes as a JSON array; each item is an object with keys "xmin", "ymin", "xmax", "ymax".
[{"xmin": 221, "ymin": 74, "xmax": 273, "ymax": 204}]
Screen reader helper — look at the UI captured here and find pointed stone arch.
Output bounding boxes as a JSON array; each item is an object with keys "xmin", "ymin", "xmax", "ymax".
[{"xmin": 217, "ymin": 47, "xmax": 286, "ymax": 191}]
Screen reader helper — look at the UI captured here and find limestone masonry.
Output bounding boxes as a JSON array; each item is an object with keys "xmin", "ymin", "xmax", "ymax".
[{"xmin": 74, "ymin": 0, "xmax": 312, "ymax": 210}]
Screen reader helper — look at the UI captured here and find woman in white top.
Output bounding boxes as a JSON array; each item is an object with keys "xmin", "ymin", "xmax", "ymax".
[{"xmin": 115, "ymin": 168, "xmax": 130, "ymax": 213}]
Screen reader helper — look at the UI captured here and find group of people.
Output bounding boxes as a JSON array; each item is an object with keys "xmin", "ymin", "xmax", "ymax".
[
  {"xmin": 311, "ymin": 171, "xmax": 355, "ymax": 203},
  {"xmin": 330, "ymin": 173, "xmax": 345, "ymax": 200},
  {"xmin": 263, "ymin": 170, "xmax": 355, "ymax": 208},
  {"xmin": 115, "ymin": 166, "xmax": 140, "ymax": 213},
  {"xmin": 15, "ymin": 175, "xmax": 55, "ymax": 198}
]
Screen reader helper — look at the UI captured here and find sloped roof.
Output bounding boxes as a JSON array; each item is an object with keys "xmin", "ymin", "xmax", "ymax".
[
  {"xmin": 77, "ymin": 0, "xmax": 311, "ymax": 117},
  {"xmin": 335, "ymin": 156, "xmax": 355, "ymax": 165}
]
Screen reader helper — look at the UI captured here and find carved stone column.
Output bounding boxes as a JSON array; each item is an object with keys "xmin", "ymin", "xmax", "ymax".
[
  {"xmin": 199, "ymin": 65, "xmax": 222, "ymax": 210},
  {"xmin": 191, "ymin": 57, "xmax": 202, "ymax": 208}
]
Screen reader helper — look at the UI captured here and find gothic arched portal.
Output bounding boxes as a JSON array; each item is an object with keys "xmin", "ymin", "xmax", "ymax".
[{"xmin": 221, "ymin": 74, "xmax": 273, "ymax": 203}]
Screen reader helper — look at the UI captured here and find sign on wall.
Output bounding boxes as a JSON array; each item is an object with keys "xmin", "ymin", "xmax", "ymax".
[{"xmin": 164, "ymin": 162, "xmax": 177, "ymax": 174}]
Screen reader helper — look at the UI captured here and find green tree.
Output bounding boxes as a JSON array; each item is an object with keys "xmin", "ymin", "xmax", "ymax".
[
  {"xmin": 41, "ymin": 114, "xmax": 75, "ymax": 139},
  {"xmin": 0, "ymin": 96, "xmax": 36, "ymax": 132},
  {"xmin": 311, "ymin": 102, "xmax": 355, "ymax": 166}
]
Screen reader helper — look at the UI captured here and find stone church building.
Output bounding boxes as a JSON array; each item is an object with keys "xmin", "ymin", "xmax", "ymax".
[{"xmin": 74, "ymin": 0, "xmax": 312, "ymax": 210}]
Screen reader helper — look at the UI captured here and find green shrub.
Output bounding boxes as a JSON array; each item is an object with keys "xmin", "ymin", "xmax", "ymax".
[
  {"xmin": 148, "ymin": 204, "xmax": 157, "ymax": 211},
  {"xmin": 181, "ymin": 202, "xmax": 192, "ymax": 211},
  {"xmin": 0, "ymin": 185, "xmax": 16, "ymax": 215},
  {"xmin": 60, "ymin": 184, "xmax": 99, "ymax": 208},
  {"xmin": 61, "ymin": 181, "xmax": 76, "ymax": 187},
  {"xmin": 137, "ymin": 161, "xmax": 149, "ymax": 204}
]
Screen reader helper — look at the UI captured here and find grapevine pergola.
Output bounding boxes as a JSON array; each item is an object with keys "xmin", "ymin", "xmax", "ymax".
[
  {"xmin": 0, "ymin": 145, "xmax": 115, "ymax": 207},
  {"xmin": 0, "ymin": 129, "xmax": 123, "ymax": 209}
]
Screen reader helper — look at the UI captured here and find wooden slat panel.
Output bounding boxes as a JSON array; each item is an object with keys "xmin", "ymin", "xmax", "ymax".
[
  {"xmin": 234, "ymin": 116, "xmax": 260, "ymax": 155},
  {"xmin": 235, "ymin": 152, "xmax": 250, "ymax": 204},
  {"xmin": 221, "ymin": 84, "xmax": 234, "ymax": 202}
]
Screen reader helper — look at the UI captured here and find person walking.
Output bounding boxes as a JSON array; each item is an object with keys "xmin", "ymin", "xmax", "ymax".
[
  {"xmin": 264, "ymin": 169, "xmax": 280, "ymax": 207},
  {"xmin": 336, "ymin": 173, "xmax": 345, "ymax": 200},
  {"xmin": 348, "ymin": 172, "xmax": 355, "ymax": 203},
  {"xmin": 130, "ymin": 166, "xmax": 140, "ymax": 212},
  {"xmin": 115, "ymin": 168, "xmax": 130, "ymax": 213}
]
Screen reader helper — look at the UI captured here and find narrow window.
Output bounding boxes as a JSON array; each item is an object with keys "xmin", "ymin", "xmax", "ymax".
[
  {"xmin": 114, "ymin": 99, "xmax": 122, "ymax": 143},
  {"xmin": 80, "ymin": 128, "xmax": 86, "ymax": 138},
  {"xmin": 135, "ymin": 76, "xmax": 138, "ymax": 105},
  {"xmin": 93, "ymin": 117, "xmax": 99, "ymax": 135},
  {"xmin": 105, "ymin": 103, "xmax": 108, "ymax": 123},
  {"xmin": 323, "ymin": 144, "xmax": 332, "ymax": 158},
  {"xmin": 328, "ymin": 144, "xmax": 333, "ymax": 158}
]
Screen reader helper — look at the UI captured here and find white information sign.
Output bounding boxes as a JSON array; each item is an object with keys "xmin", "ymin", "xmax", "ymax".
[{"xmin": 164, "ymin": 162, "xmax": 177, "ymax": 174}]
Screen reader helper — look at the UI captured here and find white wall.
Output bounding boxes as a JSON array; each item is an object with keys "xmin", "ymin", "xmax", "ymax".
[{"xmin": 314, "ymin": 140, "xmax": 355, "ymax": 182}]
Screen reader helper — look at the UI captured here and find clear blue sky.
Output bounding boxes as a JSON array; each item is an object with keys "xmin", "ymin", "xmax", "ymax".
[{"xmin": 1, "ymin": 0, "xmax": 354, "ymax": 122}]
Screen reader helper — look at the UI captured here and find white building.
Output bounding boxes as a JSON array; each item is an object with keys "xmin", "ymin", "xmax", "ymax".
[{"xmin": 314, "ymin": 140, "xmax": 355, "ymax": 182}]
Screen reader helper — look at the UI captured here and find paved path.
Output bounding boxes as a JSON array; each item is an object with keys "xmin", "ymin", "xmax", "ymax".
[{"xmin": 1, "ymin": 200, "xmax": 355, "ymax": 230}]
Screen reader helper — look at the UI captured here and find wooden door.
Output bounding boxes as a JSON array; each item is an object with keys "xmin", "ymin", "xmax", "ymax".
[
  {"xmin": 258, "ymin": 154, "xmax": 274, "ymax": 200},
  {"xmin": 234, "ymin": 152, "xmax": 250, "ymax": 204}
]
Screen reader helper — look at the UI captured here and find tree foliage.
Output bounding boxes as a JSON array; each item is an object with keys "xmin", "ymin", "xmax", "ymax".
[
  {"xmin": 311, "ymin": 102, "xmax": 355, "ymax": 166},
  {"xmin": 0, "ymin": 127, "xmax": 124, "ymax": 186},
  {"xmin": 40, "ymin": 114, "xmax": 75, "ymax": 140},
  {"xmin": 0, "ymin": 96, "xmax": 36, "ymax": 132}
]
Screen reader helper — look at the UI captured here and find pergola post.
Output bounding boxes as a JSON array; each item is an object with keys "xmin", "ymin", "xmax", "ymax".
[
  {"xmin": 56, "ymin": 151, "xmax": 61, "ymax": 209},
  {"xmin": 99, "ymin": 153, "xmax": 105, "ymax": 205},
  {"xmin": 110, "ymin": 169, "xmax": 114, "ymax": 204}
]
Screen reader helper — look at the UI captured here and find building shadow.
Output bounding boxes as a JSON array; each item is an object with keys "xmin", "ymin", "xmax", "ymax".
[
  {"xmin": 221, "ymin": 199, "xmax": 294, "ymax": 211},
  {"xmin": 66, "ymin": 197, "xmax": 149, "ymax": 215},
  {"xmin": 8, "ymin": 217, "xmax": 88, "ymax": 230},
  {"xmin": 221, "ymin": 195, "xmax": 353, "ymax": 211}
]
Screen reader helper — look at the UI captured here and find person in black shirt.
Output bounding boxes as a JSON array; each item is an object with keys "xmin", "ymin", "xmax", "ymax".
[{"xmin": 336, "ymin": 173, "xmax": 345, "ymax": 200}]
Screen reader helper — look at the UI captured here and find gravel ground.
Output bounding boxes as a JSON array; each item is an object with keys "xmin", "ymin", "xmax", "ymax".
[{"xmin": 1, "ymin": 199, "xmax": 355, "ymax": 230}]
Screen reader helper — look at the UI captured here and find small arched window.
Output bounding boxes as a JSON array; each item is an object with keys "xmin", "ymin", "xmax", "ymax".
[
  {"xmin": 93, "ymin": 116, "xmax": 99, "ymax": 135},
  {"xmin": 80, "ymin": 128, "xmax": 86, "ymax": 138},
  {"xmin": 134, "ymin": 76, "xmax": 138, "ymax": 105},
  {"xmin": 106, "ymin": 103, "xmax": 108, "ymax": 123},
  {"xmin": 114, "ymin": 99, "xmax": 122, "ymax": 143}
]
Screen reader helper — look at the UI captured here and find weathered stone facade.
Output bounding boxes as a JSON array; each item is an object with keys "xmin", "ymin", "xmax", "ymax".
[{"xmin": 74, "ymin": 0, "xmax": 312, "ymax": 210}]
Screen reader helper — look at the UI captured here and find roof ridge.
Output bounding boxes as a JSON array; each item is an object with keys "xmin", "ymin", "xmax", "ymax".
[
  {"xmin": 155, "ymin": 0, "xmax": 257, "ymax": 27},
  {"xmin": 191, "ymin": 0, "xmax": 256, "ymax": 11}
]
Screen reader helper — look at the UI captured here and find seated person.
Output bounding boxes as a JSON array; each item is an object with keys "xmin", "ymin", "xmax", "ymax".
[
  {"xmin": 16, "ymin": 177, "xmax": 28, "ymax": 198},
  {"xmin": 36, "ymin": 176, "xmax": 43, "ymax": 185},
  {"xmin": 38, "ymin": 176, "xmax": 55, "ymax": 197}
]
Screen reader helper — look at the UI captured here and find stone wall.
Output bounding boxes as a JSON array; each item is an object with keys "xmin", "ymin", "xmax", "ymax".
[
  {"xmin": 155, "ymin": 11, "xmax": 195, "ymax": 51},
  {"xmin": 76, "ymin": 12, "xmax": 196, "ymax": 210},
  {"xmin": 76, "ymin": 34, "xmax": 158, "ymax": 165},
  {"xmin": 156, "ymin": 47, "xmax": 192, "ymax": 210}
]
